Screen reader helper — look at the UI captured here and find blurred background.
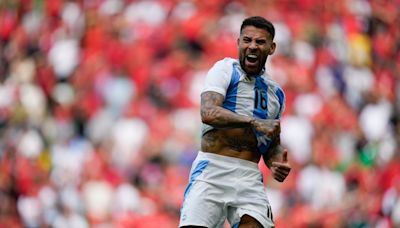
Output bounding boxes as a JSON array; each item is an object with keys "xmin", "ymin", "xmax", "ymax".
[{"xmin": 0, "ymin": 0, "xmax": 399, "ymax": 227}]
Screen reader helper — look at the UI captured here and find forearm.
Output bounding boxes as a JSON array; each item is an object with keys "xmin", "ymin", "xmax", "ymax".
[
  {"xmin": 263, "ymin": 137, "xmax": 283, "ymax": 168},
  {"xmin": 201, "ymin": 91, "xmax": 255, "ymax": 129},
  {"xmin": 264, "ymin": 135, "xmax": 291, "ymax": 182},
  {"xmin": 201, "ymin": 105, "xmax": 255, "ymax": 128}
]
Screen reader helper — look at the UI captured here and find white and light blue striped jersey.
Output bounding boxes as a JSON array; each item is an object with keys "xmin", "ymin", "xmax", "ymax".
[{"xmin": 201, "ymin": 57, "xmax": 285, "ymax": 155}]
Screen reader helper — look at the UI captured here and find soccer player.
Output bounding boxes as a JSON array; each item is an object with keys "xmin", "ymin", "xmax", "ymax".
[{"xmin": 179, "ymin": 16, "xmax": 291, "ymax": 228}]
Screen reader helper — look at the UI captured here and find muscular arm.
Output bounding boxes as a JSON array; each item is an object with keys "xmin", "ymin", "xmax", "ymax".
[
  {"xmin": 201, "ymin": 91, "xmax": 280, "ymax": 136},
  {"xmin": 201, "ymin": 91, "xmax": 254, "ymax": 128}
]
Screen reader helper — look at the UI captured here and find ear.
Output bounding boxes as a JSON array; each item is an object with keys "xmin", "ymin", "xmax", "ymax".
[
  {"xmin": 237, "ymin": 37, "xmax": 240, "ymax": 47},
  {"xmin": 269, "ymin": 42, "xmax": 276, "ymax": 55}
]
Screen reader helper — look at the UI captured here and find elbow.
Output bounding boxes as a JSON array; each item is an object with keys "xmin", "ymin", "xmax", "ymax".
[
  {"xmin": 201, "ymin": 107, "xmax": 217, "ymax": 125},
  {"xmin": 201, "ymin": 114, "xmax": 214, "ymax": 125},
  {"xmin": 202, "ymin": 117, "xmax": 214, "ymax": 125}
]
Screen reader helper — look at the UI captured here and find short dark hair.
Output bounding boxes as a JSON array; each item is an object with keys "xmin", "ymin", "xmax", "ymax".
[{"xmin": 240, "ymin": 16, "xmax": 275, "ymax": 40}]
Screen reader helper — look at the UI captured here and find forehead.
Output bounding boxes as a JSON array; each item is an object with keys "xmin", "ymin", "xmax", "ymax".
[{"xmin": 240, "ymin": 26, "xmax": 270, "ymax": 40}]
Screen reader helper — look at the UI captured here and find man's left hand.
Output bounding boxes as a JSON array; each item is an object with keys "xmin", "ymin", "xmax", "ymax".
[{"xmin": 270, "ymin": 149, "xmax": 291, "ymax": 182}]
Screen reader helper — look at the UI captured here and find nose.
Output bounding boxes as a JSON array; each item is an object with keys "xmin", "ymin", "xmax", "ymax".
[{"xmin": 249, "ymin": 41, "xmax": 258, "ymax": 50}]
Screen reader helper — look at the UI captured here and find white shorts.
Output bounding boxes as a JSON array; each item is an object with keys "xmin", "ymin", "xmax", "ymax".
[{"xmin": 179, "ymin": 151, "xmax": 274, "ymax": 228}]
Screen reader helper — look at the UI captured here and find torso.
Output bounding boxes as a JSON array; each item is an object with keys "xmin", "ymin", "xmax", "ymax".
[
  {"xmin": 201, "ymin": 128, "xmax": 261, "ymax": 163},
  {"xmin": 201, "ymin": 58, "xmax": 285, "ymax": 162}
]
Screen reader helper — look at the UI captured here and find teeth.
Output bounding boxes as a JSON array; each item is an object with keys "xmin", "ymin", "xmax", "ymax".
[{"xmin": 247, "ymin": 54, "xmax": 257, "ymax": 58}]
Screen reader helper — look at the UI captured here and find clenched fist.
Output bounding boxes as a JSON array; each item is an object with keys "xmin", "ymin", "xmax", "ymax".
[{"xmin": 250, "ymin": 119, "xmax": 280, "ymax": 140}]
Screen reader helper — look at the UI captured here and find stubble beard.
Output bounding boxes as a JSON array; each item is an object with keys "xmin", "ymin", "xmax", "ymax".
[{"xmin": 239, "ymin": 54, "xmax": 268, "ymax": 77}]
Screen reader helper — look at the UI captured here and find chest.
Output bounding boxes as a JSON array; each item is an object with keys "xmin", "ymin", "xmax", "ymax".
[{"xmin": 223, "ymin": 78, "xmax": 282, "ymax": 119}]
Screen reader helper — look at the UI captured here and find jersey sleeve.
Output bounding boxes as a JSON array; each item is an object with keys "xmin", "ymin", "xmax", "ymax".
[{"xmin": 202, "ymin": 59, "xmax": 232, "ymax": 97}]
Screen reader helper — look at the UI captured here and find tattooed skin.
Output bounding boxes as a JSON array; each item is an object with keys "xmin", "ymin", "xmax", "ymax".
[
  {"xmin": 226, "ymin": 136, "xmax": 257, "ymax": 152},
  {"xmin": 202, "ymin": 129, "xmax": 258, "ymax": 153},
  {"xmin": 201, "ymin": 91, "xmax": 253, "ymax": 129},
  {"xmin": 200, "ymin": 91, "xmax": 281, "ymax": 162},
  {"xmin": 200, "ymin": 92, "xmax": 226, "ymax": 125},
  {"xmin": 225, "ymin": 127, "xmax": 258, "ymax": 151},
  {"xmin": 202, "ymin": 131, "xmax": 219, "ymax": 149},
  {"xmin": 262, "ymin": 136, "xmax": 282, "ymax": 168}
]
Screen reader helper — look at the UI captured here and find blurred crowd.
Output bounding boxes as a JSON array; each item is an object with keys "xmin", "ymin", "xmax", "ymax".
[{"xmin": 0, "ymin": 0, "xmax": 399, "ymax": 227}]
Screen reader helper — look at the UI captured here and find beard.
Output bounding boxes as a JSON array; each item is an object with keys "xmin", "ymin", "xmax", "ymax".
[{"xmin": 239, "ymin": 53, "xmax": 268, "ymax": 76}]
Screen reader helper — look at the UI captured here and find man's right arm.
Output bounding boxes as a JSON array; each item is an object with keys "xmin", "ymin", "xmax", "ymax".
[
  {"xmin": 201, "ymin": 91, "xmax": 280, "ymax": 139},
  {"xmin": 201, "ymin": 91, "xmax": 254, "ymax": 128}
]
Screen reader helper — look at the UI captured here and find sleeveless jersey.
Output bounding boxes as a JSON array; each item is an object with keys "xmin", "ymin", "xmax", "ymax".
[{"xmin": 201, "ymin": 58, "xmax": 285, "ymax": 155}]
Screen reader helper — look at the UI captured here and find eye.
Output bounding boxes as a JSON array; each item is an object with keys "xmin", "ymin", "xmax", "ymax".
[
  {"xmin": 243, "ymin": 38, "xmax": 251, "ymax": 43},
  {"xmin": 256, "ymin": 39, "xmax": 266, "ymax": 45}
]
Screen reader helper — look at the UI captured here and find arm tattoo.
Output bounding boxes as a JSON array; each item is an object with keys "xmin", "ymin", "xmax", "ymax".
[
  {"xmin": 201, "ymin": 92, "xmax": 252, "ymax": 128},
  {"xmin": 201, "ymin": 92, "xmax": 226, "ymax": 124}
]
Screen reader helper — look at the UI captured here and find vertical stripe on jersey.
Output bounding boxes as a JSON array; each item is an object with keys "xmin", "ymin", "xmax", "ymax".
[
  {"xmin": 253, "ymin": 76, "xmax": 271, "ymax": 155},
  {"xmin": 275, "ymin": 87, "xmax": 284, "ymax": 119},
  {"xmin": 222, "ymin": 64, "xmax": 240, "ymax": 112},
  {"xmin": 253, "ymin": 76, "xmax": 269, "ymax": 119}
]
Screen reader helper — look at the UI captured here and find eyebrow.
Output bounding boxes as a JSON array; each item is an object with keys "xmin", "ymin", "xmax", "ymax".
[{"xmin": 242, "ymin": 35, "xmax": 267, "ymax": 41}]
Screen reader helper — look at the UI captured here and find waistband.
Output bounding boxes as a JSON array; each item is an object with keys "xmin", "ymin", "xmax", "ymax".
[{"xmin": 197, "ymin": 151, "xmax": 259, "ymax": 170}]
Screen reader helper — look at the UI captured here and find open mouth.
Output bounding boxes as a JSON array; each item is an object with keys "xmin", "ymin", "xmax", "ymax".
[{"xmin": 245, "ymin": 54, "xmax": 259, "ymax": 66}]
